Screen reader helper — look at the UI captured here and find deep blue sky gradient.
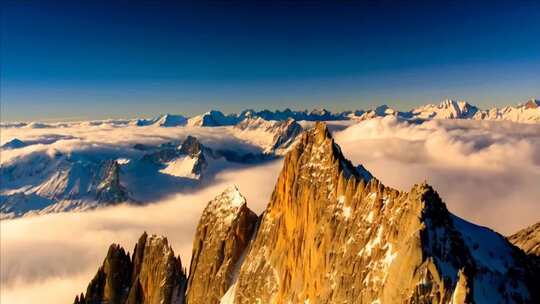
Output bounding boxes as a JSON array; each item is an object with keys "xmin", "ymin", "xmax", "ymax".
[{"xmin": 2, "ymin": 1, "xmax": 540, "ymax": 121}]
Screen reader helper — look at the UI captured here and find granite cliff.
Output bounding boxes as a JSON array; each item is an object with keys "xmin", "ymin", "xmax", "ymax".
[{"xmin": 75, "ymin": 122, "xmax": 539, "ymax": 304}]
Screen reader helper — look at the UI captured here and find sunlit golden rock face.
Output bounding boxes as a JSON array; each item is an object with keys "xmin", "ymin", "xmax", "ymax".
[
  {"xmin": 186, "ymin": 187, "xmax": 258, "ymax": 304},
  {"xmin": 509, "ymin": 221, "xmax": 540, "ymax": 256},
  {"xmin": 75, "ymin": 122, "xmax": 538, "ymax": 304},
  {"xmin": 224, "ymin": 122, "xmax": 534, "ymax": 304}
]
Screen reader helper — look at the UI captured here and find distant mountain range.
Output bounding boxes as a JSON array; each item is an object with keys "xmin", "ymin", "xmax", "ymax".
[
  {"xmin": 0, "ymin": 121, "xmax": 303, "ymax": 219},
  {"xmin": 1, "ymin": 99, "xmax": 539, "ymax": 219},
  {"xmin": 1, "ymin": 99, "xmax": 539, "ymax": 129},
  {"xmin": 73, "ymin": 122, "xmax": 540, "ymax": 304}
]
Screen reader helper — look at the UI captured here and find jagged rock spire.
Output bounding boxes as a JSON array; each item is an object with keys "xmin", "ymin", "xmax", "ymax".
[
  {"xmin": 226, "ymin": 122, "xmax": 533, "ymax": 303},
  {"xmin": 74, "ymin": 122, "xmax": 538, "ymax": 304},
  {"xmin": 186, "ymin": 186, "xmax": 258, "ymax": 304},
  {"xmin": 73, "ymin": 232, "xmax": 187, "ymax": 304},
  {"xmin": 95, "ymin": 160, "xmax": 129, "ymax": 204}
]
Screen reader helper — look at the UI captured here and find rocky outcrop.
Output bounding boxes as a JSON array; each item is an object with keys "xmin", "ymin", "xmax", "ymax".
[
  {"xmin": 75, "ymin": 244, "xmax": 132, "ymax": 304},
  {"xmin": 74, "ymin": 122, "xmax": 538, "ymax": 303},
  {"xmin": 142, "ymin": 136, "xmax": 209, "ymax": 179},
  {"xmin": 186, "ymin": 186, "xmax": 258, "ymax": 304},
  {"xmin": 74, "ymin": 232, "xmax": 187, "ymax": 304},
  {"xmin": 95, "ymin": 160, "xmax": 130, "ymax": 204},
  {"xmin": 225, "ymin": 122, "xmax": 535, "ymax": 303},
  {"xmin": 269, "ymin": 118, "xmax": 302, "ymax": 152},
  {"xmin": 132, "ymin": 114, "xmax": 187, "ymax": 127},
  {"xmin": 187, "ymin": 110, "xmax": 240, "ymax": 127},
  {"xmin": 234, "ymin": 117, "xmax": 303, "ymax": 154},
  {"xmin": 509, "ymin": 221, "xmax": 540, "ymax": 256}
]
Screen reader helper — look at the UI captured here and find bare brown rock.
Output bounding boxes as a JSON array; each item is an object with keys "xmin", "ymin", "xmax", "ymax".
[
  {"xmin": 186, "ymin": 186, "xmax": 258, "ymax": 304},
  {"xmin": 74, "ymin": 232, "xmax": 187, "ymax": 304},
  {"xmin": 226, "ymin": 122, "xmax": 533, "ymax": 303},
  {"xmin": 509, "ymin": 221, "xmax": 540, "ymax": 256},
  {"xmin": 74, "ymin": 122, "xmax": 538, "ymax": 304}
]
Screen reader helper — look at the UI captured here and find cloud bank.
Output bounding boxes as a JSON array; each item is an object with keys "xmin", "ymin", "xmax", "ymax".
[
  {"xmin": 1, "ymin": 160, "xmax": 282, "ymax": 304},
  {"xmin": 334, "ymin": 117, "xmax": 540, "ymax": 234}
]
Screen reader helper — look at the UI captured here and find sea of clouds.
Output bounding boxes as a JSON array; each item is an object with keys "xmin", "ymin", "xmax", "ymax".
[{"xmin": 1, "ymin": 117, "xmax": 539, "ymax": 303}]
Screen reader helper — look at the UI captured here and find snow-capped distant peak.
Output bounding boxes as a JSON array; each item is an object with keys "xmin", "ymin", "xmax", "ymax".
[
  {"xmin": 411, "ymin": 99, "xmax": 478, "ymax": 120},
  {"xmin": 154, "ymin": 114, "xmax": 187, "ymax": 127},
  {"xmin": 187, "ymin": 110, "xmax": 240, "ymax": 127}
]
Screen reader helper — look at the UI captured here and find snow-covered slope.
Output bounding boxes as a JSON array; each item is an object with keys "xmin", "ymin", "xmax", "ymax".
[
  {"xmin": 350, "ymin": 98, "xmax": 540, "ymax": 124},
  {"xmin": 412, "ymin": 99, "xmax": 479, "ymax": 119},
  {"xmin": 0, "ymin": 153, "xmax": 133, "ymax": 219},
  {"xmin": 153, "ymin": 114, "xmax": 188, "ymax": 127},
  {"xmin": 0, "ymin": 135, "xmax": 221, "ymax": 218},
  {"xmin": 132, "ymin": 114, "xmax": 187, "ymax": 127},
  {"xmin": 233, "ymin": 117, "xmax": 302, "ymax": 154},
  {"xmin": 473, "ymin": 98, "xmax": 540, "ymax": 123},
  {"xmin": 140, "ymin": 135, "xmax": 210, "ymax": 180},
  {"xmin": 2, "ymin": 99, "xmax": 539, "ymax": 130},
  {"xmin": 0, "ymin": 120, "xmax": 306, "ymax": 219},
  {"xmin": 187, "ymin": 111, "xmax": 240, "ymax": 127}
]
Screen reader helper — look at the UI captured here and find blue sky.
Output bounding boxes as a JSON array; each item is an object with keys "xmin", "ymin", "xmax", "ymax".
[{"xmin": 2, "ymin": 1, "xmax": 539, "ymax": 121}]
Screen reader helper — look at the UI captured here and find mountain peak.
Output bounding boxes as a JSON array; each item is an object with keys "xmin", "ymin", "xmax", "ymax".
[
  {"xmin": 523, "ymin": 98, "xmax": 540, "ymax": 109},
  {"xmin": 225, "ymin": 122, "xmax": 534, "ymax": 303},
  {"xmin": 179, "ymin": 135, "xmax": 203, "ymax": 156},
  {"xmin": 207, "ymin": 186, "xmax": 247, "ymax": 214},
  {"xmin": 295, "ymin": 122, "xmax": 372, "ymax": 182},
  {"xmin": 74, "ymin": 232, "xmax": 187, "ymax": 304},
  {"xmin": 155, "ymin": 114, "xmax": 187, "ymax": 127},
  {"xmin": 186, "ymin": 186, "xmax": 257, "ymax": 304},
  {"xmin": 95, "ymin": 160, "xmax": 129, "ymax": 204}
]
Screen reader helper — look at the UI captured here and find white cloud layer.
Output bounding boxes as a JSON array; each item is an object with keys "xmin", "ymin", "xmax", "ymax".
[
  {"xmin": 2, "ymin": 118, "xmax": 539, "ymax": 303},
  {"xmin": 334, "ymin": 117, "xmax": 540, "ymax": 234},
  {"xmin": 1, "ymin": 160, "xmax": 282, "ymax": 304}
]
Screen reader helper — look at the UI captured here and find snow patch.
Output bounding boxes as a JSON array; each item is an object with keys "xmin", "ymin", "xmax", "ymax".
[{"xmin": 159, "ymin": 156, "xmax": 199, "ymax": 179}]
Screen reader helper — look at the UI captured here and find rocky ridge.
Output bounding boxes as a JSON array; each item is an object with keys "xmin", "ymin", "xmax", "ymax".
[
  {"xmin": 95, "ymin": 160, "xmax": 130, "ymax": 204},
  {"xmin": 224, "ymin": 122, "xmax": 535, "ymax": 303},
  {"xmin": 353, "ymin": 98, "xmax": 540, "ymax": 124},
  {"xmin": 186, "ymin": 186, "xmax": 258, "ymax": 304},
  {"xmin": 74, "ymin": 122, "xmax": 539, "ymax": 303},
  {"xmin": 234, "ymin": 117, "xmax": 303, "ymax": 154},
  {"xmin": 141, "ymin": 135, "xmax": 210, "ymax": 180},
  {"xmin": 1, "ymin": 156, "xmax": 132, "ymax": 219},
  {"xmin": 509, "ymin": 222, "xmax": 540, "ymax": 256},
  {"xmin": 74, "ymin": 232, "xmax": 187, "ymax": 304}
]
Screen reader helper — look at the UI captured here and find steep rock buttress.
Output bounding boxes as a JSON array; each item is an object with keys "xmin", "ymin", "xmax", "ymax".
[
  {"xmin": 186, "ymin": 186, "xmax": 258, "ymax": 304},
  {"xmin": 74, "ymin": 232, "xmax": 187, "ymax": 304},
  {"xmin": 224, "ymin": 122, "xmax": 534, "ymax": 303}
]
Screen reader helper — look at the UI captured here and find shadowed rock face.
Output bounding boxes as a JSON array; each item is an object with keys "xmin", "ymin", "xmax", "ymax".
[
  {"xmin": 74, "ymin": 232, "xmax": 187, "ymax": 304},
  {"xmin": 140, "ymin": 136, "xmax": 209, "ymax": 179},
  {"xmin": 95, "ymin": 160, "xmax": 130, "ymax": 204},
  {"xmin": 186, "ymin": 186, "xmax": 258, "ymax": 304}
]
